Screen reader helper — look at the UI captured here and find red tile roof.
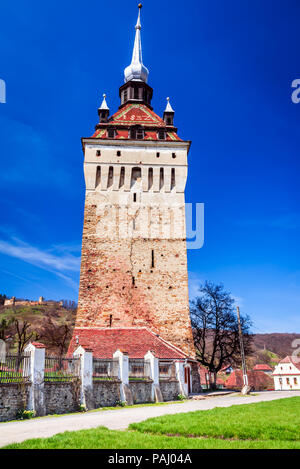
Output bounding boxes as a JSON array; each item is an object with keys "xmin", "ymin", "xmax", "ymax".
[
  {"xmin": 68, "ymin": 327, "xmax": 188, "ymax": 359},
  {"xmin": 279, "ymin": 356, "xmax": 300, "ymax": 371},
  {"xmin": 110, "ymin": 103, "xmax": 166, "ymax": 127},
  {"xmin": 225, "ymin": 370, "xmax": 273, "ymax": 391},
  {"xmin": 31, "ymin": 342, "xmax": 46, "ymax": 349},
  {"xmin": 91, "ymin": 103, "xmax": 182, "ymax": 141},
  {"xmin": 253, "ymin": 364, "xmax": 273, "ymax": 371}
]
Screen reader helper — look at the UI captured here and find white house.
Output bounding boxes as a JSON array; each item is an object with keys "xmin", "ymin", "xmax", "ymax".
[{"xmin": 273, "ymin": 356, "xmax": 300, "ymax": 391}]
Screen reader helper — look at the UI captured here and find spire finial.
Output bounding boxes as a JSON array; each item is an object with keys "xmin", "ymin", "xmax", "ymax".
[
  {"xmin": 136, "ymin": 3, "xmax": 142, "ymax": 29},
  {"xmin": 124, "ymin": 4, "xmax": 149, "ymax": 83},
  {"xmin": 99, "ymin": 93, "xmax": 109, "ymax": 110},
  {"xmin": 164, "ymin": 97, "xmax": 174, "ymax": 113}
]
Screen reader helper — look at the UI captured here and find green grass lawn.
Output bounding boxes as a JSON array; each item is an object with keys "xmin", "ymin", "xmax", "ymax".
[
  {"xmin": 130, "ymin": 397, "xmax": 300, "ymax": 442},
  {"xmin": 2, "ymin": 397, "xmax": 300, "ymax": 449}
]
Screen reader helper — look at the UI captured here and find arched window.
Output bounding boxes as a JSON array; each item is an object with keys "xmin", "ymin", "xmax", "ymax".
[
  {"xmin": 107, "ymin": 166, "xmax": 114, "ymax": 188},
  {"xmin": 171, "ymin": 168, "xmax": 176, "ymax": 190},
  {"xmin": 95, "ymin": 166, "xmax": 101, "ymax": 187},
  {"xmin": 119, "ymin": 167, "xmax": 125, "ymax": 188},
  {"xmin": 148, "ymin": 168, "xmax": 153, "ymax": 190},
  {"xmin": 131, "ymin": 167, "xmax": 142, "ymax": 188},
  {"xmin": 159, "ymin": 168, "xmax": 164, "ymax": 190}
]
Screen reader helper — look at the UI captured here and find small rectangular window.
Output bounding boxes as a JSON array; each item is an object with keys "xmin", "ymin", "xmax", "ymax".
[
  {"xmin": 117, "ymin": 150, "xmax": 121, "ymax": 156},
  {"xmin": 136, "ymin": 129, "xmax": 144, "ymax": 140},
  {"xmin": 96, "ymin": 150, "xmax": 101, "ymax": 156},
  {"xmin": 133, "ymin": 193, "xmax": 137, "ymax": 202},
  {"xmin": 132, "ymin": 276, "xmax": 135, "ymax": 286},
  {"xmin": 151, "ymin": 249, "xmax": 154, "ymax": 268},
  {"xmin": 172, "ymin": 152, "xmax": 176, "ymax": 159},
  {"xmin": 156, "ymin": 152, "xmax": 160, "ymax": 158}
]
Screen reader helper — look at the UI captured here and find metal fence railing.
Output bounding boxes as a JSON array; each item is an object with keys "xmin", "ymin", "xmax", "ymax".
[
  {"xmin": 93, "ymin": 358, "xmax": 119, "ymax": 381},
  {"xmin": 129, "ymin": 359, "xmax": 151, "ymax": 380},
  {"xmin": 159, "ymin": 361, "xmax": 176, "ymax": 380},
  {"xmin": 0, "ymin": 353, "xmax": 31, "ymax": 383},
  {"xmin": 44, "ymin": 356, "xmax": 80, "ymax": 382}
]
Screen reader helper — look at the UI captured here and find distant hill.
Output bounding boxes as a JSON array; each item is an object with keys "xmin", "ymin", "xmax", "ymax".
[
  {"xmin": 253, "ymin": 333, "xmax": 300, "ymax": 359},
  {"xmin": 0, "ymin": 303, "xmax": 76, "ymax": 355}
]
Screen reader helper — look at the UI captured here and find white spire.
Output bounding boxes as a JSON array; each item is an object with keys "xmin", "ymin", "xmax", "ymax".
[
  {"xmin": 164, "ymin": 97, "xmax": 174, "ymax": 113},
  {"xmin": 99, "ymin": 93, "xmax": 109, "ymax": 110},
  {"xmin": 124, "ymin": 4, "xmax": 149, "ymax": 83}
]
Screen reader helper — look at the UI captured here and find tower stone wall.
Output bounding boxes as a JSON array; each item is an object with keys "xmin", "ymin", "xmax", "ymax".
[{"xmin": 76, "ymin": 140, "xmax": 195, "ymax": 356}]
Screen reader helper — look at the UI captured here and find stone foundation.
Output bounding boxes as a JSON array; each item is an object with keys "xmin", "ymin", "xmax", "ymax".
[
  {"xmin": 159, "ymin": 380, "xmax": 180, "ymax": 401},
  {"xmin": 0, "ymin": 383, "xmax": 30, "ymax": 422},
  {"xmin": 93, "ymin": 380, "xmax": 122, "ymax": 408},
  {"xmin": 129, "ymin": 380, "xmax": 153, "ymax": 404},
  {"xmin": 44, "ymin": 382, "xmax": 80, "ymax": 415}
]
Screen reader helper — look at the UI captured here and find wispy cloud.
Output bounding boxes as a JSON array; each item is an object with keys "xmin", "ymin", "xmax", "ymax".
[
  {"xmin": 0, "ymin": 237, "xmax": 80, "ymax": 290},
  {"xmin": 188, "ymin": 271, "xmax": 205, "ymax": 300}
]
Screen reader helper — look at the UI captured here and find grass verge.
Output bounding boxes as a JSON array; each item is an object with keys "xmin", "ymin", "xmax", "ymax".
[
  {"xmin": 2, "ymin": 397, "xmax": 300, "ymax": 449},
  {"xmin": 130, "ymin": 397, "xmax": 300, "ymax": 441},
  {"xmin": 2, "ymin": 427, "xmax": 300, "ymax": 449}
]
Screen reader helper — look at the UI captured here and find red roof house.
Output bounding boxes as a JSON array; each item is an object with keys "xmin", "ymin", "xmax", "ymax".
[
  {"xmin": 225, "ymin": 370, "xmax": 274, "ymax": 391},
  {"xmin": 253, "ymin": 364, "xmax": 273, "ymax": 374},
  {"xmin": 68, "ymin": 327, "xmax": 189, "ymax": 360}
]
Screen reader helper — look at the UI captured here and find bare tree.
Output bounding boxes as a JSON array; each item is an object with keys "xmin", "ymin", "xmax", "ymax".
[
  {"xmin": 191, "ymin": 282, "xmax": 253, "ymax": 389},
  {"xmin": 38, "ymin": 310, "xmax": 74, "ymax": 357},
  {"xmin": 14, "ymin": 319, "xmax": 38, "ymax": 357},
  {"xmin": 0, "ymin": 316, "xmax": 14, "ymax": 341}
]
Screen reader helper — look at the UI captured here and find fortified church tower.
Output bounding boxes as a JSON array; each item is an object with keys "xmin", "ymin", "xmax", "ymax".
[{"xmin": 73, "ymin": 5, "xmax": 195, "ymax": 358}]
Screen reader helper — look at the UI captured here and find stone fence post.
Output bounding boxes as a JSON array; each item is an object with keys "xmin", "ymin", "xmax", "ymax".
[
  {"xmin": 144, "ymin": 350, "xmax": 163, "ymax": 402},
  {"xmin": 25, "ymin": 342, "xmax": 46, "ymax": 416},
  {"xmin": 113, "ymin": 350, "xmax": 133, "ymax": 405},
  {"xmin": 73, "ymin": 345, "xmax": 94, "ymax": 410}
]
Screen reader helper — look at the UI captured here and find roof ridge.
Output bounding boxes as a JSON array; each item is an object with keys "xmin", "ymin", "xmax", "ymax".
[{"xmin": 144, "ymin": 327, "xmax": 190, "ymax": 358}]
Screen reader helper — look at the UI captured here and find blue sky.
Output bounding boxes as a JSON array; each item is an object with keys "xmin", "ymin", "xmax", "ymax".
[{"xmin": 0, "ymin": 0, "xmax": 299, "ymax": 333}]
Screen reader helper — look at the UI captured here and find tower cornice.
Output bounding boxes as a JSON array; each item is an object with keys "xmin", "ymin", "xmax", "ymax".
[{"xmin": 81, "ymin": 137, "xmax": 191, "ymax": 153}]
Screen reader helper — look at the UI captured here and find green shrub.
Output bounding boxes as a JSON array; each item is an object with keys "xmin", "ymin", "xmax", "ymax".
[
  {"xmin": 16, "ymin": 409, "xmax": 35, "ymax": 420},
  {"xmin": 115, "ymin": 399, "xmax": 126, "ymax": 407}
]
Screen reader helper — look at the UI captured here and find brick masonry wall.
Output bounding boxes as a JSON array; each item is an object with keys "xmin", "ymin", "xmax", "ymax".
[
  {"xmin": 0, "ymin": 383, "xmax": 30, "ymax": 422},
  {"xmin": 159, "ymin": 380, "xmax": 180, "ymax": 401},
  {"xmin": 129, "ymin": 380, "xmax": 153, "ymax": 404},
  {"xmin": 93, "ymin": 380, "xmax": 121, "ymax": 408},
  {"xmin": 44, "ymin": 382, "xmax": 79, "ymax": 415},
  {"xmin": 76, "ymin": 198, "xmax": 195, "ymax": 357}
]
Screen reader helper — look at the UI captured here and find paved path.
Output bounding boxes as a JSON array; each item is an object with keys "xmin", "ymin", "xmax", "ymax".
[{"xmin": 0, "ymin": 391, "xmax": 299, "ymax": 447}]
